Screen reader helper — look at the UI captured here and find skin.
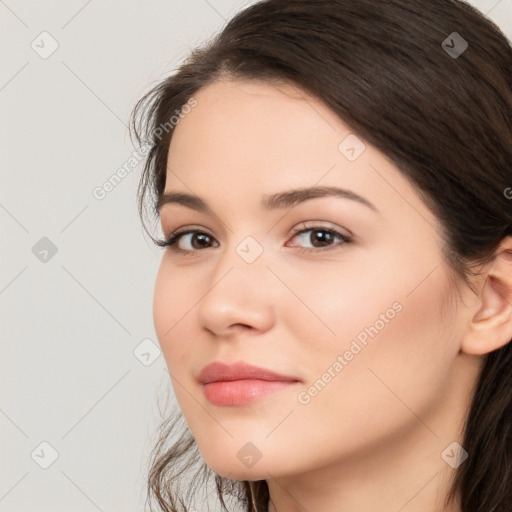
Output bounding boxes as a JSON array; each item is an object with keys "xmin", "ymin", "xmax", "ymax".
[{"xmin": 153, "ymin": 78, "xmax": 512, "ymax": 512}]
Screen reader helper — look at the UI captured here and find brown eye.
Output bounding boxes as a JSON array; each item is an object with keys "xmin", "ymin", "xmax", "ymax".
[
  {"xmin": 157, "ymin": 230, "xmax": 219, "ymax": 253},
  {"xmin": 288, "ymin": 227, "xmax": 351, "ymax": 251}
]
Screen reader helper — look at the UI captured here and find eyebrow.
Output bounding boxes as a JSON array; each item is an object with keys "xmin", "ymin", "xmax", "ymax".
[{"xmin": 156, "ymin": 185, "xmax": 378, "ymax": 214}]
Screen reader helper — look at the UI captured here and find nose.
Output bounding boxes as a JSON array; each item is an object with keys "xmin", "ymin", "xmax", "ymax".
[{"xmin": 197, "ymin": 242, "xmax": 276, "ymax": 337}]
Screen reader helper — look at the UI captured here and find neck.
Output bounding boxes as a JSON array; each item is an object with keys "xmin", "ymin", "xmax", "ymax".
[{"xmin": 266, "ymin": 446, "xmax": 462, "ymax": 512}]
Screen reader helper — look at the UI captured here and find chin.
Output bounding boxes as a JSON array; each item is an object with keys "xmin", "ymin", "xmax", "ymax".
[
  {"xmin": 203, "ymin": 458, "xmax": 266, "ymax": 480},
  {"xmin": 196, "ymin": 441, "xmax": 261, "ymax": 477}
]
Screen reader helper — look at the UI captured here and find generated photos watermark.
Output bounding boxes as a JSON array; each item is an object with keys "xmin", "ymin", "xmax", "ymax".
[
  {"xmin": 92, "ymin": 97, "xmax": 197, "ymax": 201},
  {"xmin": 297, "ymin": 301, "xmax": 403, "ymax": 405}
]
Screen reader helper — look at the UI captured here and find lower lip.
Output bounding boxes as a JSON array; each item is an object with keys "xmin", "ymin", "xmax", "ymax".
[{"xmin": 203, "ymin": 379, "xmax": 298, "ymax": 406}]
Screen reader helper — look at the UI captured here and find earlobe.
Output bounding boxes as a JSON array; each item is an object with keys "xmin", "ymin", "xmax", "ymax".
[{"xmin": 461, "ymin": 237, "xmax": 512, "ymax": 356}]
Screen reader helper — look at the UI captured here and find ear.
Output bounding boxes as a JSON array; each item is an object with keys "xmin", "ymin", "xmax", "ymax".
[{"xmin": 461, "ymin": 236, "xmax": 512, "ymax": 356}]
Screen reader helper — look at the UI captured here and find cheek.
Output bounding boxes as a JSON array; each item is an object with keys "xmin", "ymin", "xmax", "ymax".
[
  {"xmin": 277, "ymin": 253, "xmax": 403, "ymax": 352},
  {"xmin": 152, "ymin": 259, "xmax": 196, "ymax": 371},
  {"xmin": 295, "ymin": 263, "xmax": 455, "ymax": 439},
  {"xmin": 286, "ymin": 248, "xmax": 456, "ymax": 406},
  {"xmin": 287, "ymin": 239, "xmax": 451, "ymax": 361}
]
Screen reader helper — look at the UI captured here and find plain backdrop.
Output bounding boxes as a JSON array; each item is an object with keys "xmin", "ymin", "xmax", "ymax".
[{"xmin": 1, "ymin": 1, "xmax": 511, "ymax": 511}]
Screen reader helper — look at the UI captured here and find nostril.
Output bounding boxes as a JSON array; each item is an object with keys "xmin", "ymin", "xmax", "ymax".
[{"xmin": 230, "ymin": 323, "xmax": 253, "ymax": 331}]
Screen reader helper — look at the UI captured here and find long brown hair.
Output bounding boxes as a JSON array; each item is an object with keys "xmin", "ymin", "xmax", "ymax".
[{"xmin": 129, "ymin": 1, "xmax": 512, "ymax": 510}]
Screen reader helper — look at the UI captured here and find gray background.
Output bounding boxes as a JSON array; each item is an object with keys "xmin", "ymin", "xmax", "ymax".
[{"xmin": 1, "ymin": 1, "xmax": 511, "ymax": 511}]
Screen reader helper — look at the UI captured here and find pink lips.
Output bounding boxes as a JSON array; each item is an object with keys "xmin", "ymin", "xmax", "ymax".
[{"xmin": 198, "ymin": 361, "xmax": 300, "ymax": 406}]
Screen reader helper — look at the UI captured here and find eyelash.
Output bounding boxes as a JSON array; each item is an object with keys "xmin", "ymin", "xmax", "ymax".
[{"xmin": 156, "ymin": 225, "xmax": 352, "ymax": 256}]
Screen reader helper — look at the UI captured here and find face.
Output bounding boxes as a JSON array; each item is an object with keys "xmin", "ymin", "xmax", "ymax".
[{"xmin": 153, "ymin": 78, "xmax": 469, "ymax": 480}]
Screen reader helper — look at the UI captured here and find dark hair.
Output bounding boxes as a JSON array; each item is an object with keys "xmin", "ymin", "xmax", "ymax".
[{"xmin": 129, "ymin": 1, "xmax": 512, "ymax": 511}]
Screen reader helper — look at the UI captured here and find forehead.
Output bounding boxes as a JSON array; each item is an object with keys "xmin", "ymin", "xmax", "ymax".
[
  {"xmin": 173, "ymin": 78, "xmax": 339, "ymax": 136},
  {"xmin": 163, "ymin": 78, "xmax": 436, "ymax": 231},
  {"xmin": 166, "ymin": 78, "xmax": 363, "ymax": 184}
]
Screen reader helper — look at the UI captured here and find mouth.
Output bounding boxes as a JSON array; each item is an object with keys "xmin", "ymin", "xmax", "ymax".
[
  {"xmin": 202, "ymin": 379, "xmax": 300, "ymax": 406},
  {"xmin": 198, "ymin": 360, "xmax": 301, "ymax": 406}
]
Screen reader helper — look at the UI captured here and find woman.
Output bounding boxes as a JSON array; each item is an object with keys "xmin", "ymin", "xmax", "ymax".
[{"xmin": 129, "ymin": 1, "xmax": 512, "ymax": 511}]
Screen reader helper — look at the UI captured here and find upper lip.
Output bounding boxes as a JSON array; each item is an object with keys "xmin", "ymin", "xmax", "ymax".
[{"xmin": 198, "ymin": 361, "xmax": 300, "ymax": 384}]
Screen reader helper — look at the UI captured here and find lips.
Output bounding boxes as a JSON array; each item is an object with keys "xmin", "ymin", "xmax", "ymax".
[
  {"xmin": 198, "ymin": 360, "xmax": 300, "ymax": 384},
  {"xmin": 198, "ymin": 361, "xmax": 301, "ymax": 406}
]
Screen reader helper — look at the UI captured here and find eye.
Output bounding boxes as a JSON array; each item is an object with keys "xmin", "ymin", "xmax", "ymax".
[
  {"xmin": 155, "ymin": 229, "xmax": 219, "ymax": 255},
  {"xmin": 286, "ymin": 224, "xmax": 352, "ymax": 253},
  {"xmin": 156, "ymin": 223, "xmax": 352, "ymax": 255}
]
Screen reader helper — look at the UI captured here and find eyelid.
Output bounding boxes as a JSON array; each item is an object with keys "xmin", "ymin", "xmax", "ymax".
[
  {"xmin": 290, "ymin": 220, "xmax": 352, "ymax": 238},
  {"xmin": 164, "ymin": 221, "xmax": 350, "ymax": 239},
  {"xmin": 159, "ymin": 224, "xmax": 214, "ymax": 240}
]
